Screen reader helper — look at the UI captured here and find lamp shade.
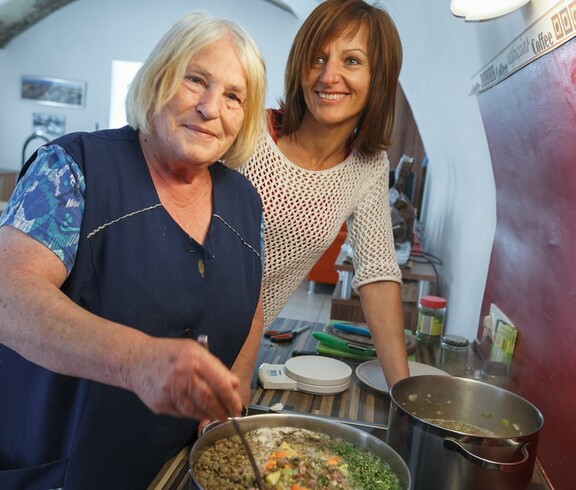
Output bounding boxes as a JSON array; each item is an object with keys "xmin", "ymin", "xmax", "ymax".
[
  {"xmin": 450, "ymin": 0, "xmax": 531, "ymax": 21},
  {"xmin": 450, "ymin": 0, "xmax": 469, "ymax": 17}
]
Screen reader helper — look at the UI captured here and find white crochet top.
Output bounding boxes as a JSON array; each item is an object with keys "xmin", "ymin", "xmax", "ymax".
[{"xmin": 239, "ymin": 130, "xmax": 402, "ymax": 327}]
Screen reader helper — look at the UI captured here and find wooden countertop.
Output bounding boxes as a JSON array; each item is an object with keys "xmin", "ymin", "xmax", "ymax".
[{"xmin": 148, "ymin": 318, "xmax": 551, "ymax": 489}]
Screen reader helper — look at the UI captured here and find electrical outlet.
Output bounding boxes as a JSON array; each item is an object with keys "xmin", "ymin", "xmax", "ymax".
[
  {"xmin": 487, "ymin": 304, "xmax": 518, "ymax": 367},
  {"xmin": 482, "ymin": 314, "xmax": 492, "ymax": 337},
  {"xmin": 486, "ymin": 303, "xmax": 513, "ymax": 340},
  {"xmin": 490, "ymin": 303, "xmax": 512, "ymax": 323}
]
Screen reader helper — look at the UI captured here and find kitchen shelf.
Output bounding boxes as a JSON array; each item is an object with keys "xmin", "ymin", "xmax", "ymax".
[{"xmin": 330, "ymin": 248, "xmax": 438, "ymax": 331}]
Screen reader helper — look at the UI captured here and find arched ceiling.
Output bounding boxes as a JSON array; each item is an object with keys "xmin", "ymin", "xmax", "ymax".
[
  {"xmin": 0, "ymin": 0, "xmax": 76, "ymax": 48},
  {"xmin": 0, "ymin": 0, "xmax": 323, "ymax": 49},
  {"xmin": 263, "ymin": 0, "xmax": 320, "ymax": 18}
]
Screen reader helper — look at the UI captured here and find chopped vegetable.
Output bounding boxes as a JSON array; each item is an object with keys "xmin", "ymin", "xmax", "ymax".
[
  {"xmin": 327, "ymin": 455, "xmax": 340, "ymax": 466},
  {"xmin": 331, "ymin": 439, "xmax": 402, "ymax": 489},
  {"xmin": 424, "ymin": 418, "xmax": 495, "ymax": 436},
  {"xmin": 194, "ymin": 427, "xmax": 402, "ymax": 489}
]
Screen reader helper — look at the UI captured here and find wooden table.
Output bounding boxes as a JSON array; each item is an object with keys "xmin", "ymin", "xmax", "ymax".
[
  {"xmin": 0, "ymin": 168, "xmax": 18, "ymax": 202},
  {"xmin": 148, "ymin": 318, "xmax": 551, "ymax": 489}
]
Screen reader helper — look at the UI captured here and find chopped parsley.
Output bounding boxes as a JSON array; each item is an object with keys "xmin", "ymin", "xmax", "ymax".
[{"xmin": 331, "ymin": 440, "xmax": 402, "ymax": 490}]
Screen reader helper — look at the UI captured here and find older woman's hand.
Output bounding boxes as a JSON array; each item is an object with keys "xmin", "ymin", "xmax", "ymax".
[{"xmin": 128, "ymin": 337, "xmax": 242, "ymax": 421}]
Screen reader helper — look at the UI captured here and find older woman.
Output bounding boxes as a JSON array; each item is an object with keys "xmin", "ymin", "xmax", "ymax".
[
  {"xmin": 0, "ymin": 12, "xmax": 266, "ymax": 489},
  {"xmin": 240, "ymin": 0, "xmax": 410, "ymax": 388}
]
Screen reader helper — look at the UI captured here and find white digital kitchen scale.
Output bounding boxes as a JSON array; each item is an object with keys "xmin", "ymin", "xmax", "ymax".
[{"xmin": 258, "ymin": 356, "xmax": 352, "ymax": 395}]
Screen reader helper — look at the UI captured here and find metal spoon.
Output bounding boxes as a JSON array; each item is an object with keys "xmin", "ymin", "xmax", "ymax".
[
  {"xmin": 196, "ymin": 334, "xmax": 265, "ymax": 489},
  {"xmin": 229, "ymin": 415, "xmax": 266, "ymax": 489}
]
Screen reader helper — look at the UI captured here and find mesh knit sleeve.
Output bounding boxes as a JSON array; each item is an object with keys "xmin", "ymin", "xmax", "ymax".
[{"xmin": 347, "ymin": 152, "xmax": 402, "ymax": 291}]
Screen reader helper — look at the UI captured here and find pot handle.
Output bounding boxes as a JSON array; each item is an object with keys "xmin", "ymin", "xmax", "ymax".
[
  {"xmin": 443, "ymin": 437, "xmax": 530, "ymax": 472},
  {"xmin": 200, "ymin": 419, "xmax": 224, "ymax": 436}
]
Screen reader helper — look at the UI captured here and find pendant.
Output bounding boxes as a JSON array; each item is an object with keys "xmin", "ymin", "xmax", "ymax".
[{"xmin": 198, "ymin": 259, "xmax": 205, "ymax": 278}]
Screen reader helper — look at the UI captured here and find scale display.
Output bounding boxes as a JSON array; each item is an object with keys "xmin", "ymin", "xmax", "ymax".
[{"xmin": 258, "ymin": 356, "xmax": 352, "ymax": 395}]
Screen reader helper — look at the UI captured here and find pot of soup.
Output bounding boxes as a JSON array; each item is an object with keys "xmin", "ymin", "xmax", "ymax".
[
  {"xmin": 189, "ymin": 413, "xmax": 411, "ymax": 489},
  {"xmin": 386, "ymin": 375, "xmax": 544, "ymax": 490}
]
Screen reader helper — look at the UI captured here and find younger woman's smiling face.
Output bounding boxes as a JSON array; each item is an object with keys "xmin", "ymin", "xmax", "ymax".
[{"xmin": 301, "ymin": 24, "xmax": 371, "ymax": 131}]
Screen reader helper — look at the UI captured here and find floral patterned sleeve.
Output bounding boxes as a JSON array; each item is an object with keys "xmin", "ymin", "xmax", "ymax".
[{"xmin": 0, "ymin": 145, "xmax": 85, "ymax": 274}]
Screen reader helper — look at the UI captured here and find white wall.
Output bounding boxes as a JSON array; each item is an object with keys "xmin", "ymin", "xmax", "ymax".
[
  {"xmin": 0, "ymin": 0, "xmax": 559, "ymax": 340},
  {"xmin": 0, "ymin": 0, "xmax": 298, "ymax": 167},
  {"xmin": 378, "ymin": 0, "xmax": 557, "ymax": 339}
]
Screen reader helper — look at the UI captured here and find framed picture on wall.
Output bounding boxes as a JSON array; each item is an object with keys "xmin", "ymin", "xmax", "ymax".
[
  {"xmin": 32, "ymin": 112, "xmax": 66, "ymax": 137},
  {"xmin": 21, "ymin": 75, "xmax": 86, "ymax": 108}
]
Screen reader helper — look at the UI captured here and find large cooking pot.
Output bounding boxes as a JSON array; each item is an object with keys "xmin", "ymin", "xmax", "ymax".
[
  {"xmin": 189, "ymin": 413, "xmax": 411, "ymax": 489},
  {"xmin": 386, "ymin": 375, "xmax": 543, "ymax": 490}
]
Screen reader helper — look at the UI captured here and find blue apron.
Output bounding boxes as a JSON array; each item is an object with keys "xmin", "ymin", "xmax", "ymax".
[{"xmin": 0, "ymin": 127, "xmax": 263, "ymax": 489}]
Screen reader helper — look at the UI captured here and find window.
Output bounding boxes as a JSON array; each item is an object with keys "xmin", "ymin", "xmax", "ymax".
[{"xmin": 108, "ymin": 60, "xmax": 142, "ymax": 129}]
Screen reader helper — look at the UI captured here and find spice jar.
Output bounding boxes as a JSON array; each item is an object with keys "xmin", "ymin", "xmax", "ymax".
[
  {"xmin": 416, "ymin": 295, "xmax": 446, "ymax": 345},
  {"xmin": 440, "ymin": 334, "xmax": 469, "ymax": 376}
]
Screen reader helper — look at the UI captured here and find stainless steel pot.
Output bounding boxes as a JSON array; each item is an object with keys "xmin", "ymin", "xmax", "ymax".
[
  {"xmin": 189, "ymin": 413, "xmax": 411, "ymax": 489},
  {"xmin": 386, "ymin": 375, "xmax": 544, "ymax": 490}
]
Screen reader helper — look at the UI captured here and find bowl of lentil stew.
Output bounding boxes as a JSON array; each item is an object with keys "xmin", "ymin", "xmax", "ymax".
[{"xmin": 189, "ymin": 413, "xmax": 410, "ymax": 490}]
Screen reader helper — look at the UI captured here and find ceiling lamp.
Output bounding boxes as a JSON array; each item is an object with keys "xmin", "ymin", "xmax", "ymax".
[{"xmin": 450, "ymin": 0, "xmax": 531, "ymax": 21}]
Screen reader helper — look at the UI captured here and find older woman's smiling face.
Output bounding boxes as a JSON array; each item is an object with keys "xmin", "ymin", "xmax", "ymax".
[{"xmin": 150, "ymin": 34, "xmax": 247, "ymax": 170}]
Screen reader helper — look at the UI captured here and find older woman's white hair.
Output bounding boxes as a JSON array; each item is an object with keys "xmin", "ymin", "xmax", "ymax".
[{"xmin": 126, "ymin": 12, "xmax": 266, "ymax": 168}]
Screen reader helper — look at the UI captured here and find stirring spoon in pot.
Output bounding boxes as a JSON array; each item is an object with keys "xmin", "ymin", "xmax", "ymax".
[
  {"xmin": 196, "ymin": 334, "xmax": 266, "ymax": 489},
  {"xmin": 229, "ymin": 416, "xmax": 266, "ymax": 489}
]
